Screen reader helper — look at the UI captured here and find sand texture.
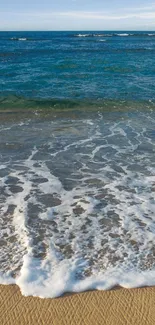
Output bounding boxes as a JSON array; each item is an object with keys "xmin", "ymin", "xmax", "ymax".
[{"xmin": 0, "ymin": 285, "xmax": 155, "ymax": 325}]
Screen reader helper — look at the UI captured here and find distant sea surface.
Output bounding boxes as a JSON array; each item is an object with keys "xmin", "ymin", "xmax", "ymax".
[{"xmin": 0, "ymin": 31, "xmax": 155, "ymax": 298}]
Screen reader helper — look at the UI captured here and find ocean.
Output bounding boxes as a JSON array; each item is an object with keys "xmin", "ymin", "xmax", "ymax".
[{"xmin": 0, "ymin": 31, "xmax": 155, "ymax": 298}]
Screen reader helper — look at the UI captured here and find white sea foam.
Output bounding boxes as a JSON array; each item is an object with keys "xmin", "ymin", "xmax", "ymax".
[
  {"xmin": 0, "ymin": 272, "xmax": 15, "ymax": 285},
  {"xmin": 17, "ymin": 266, "xmax": 155, "ymax": 298},
  {"xmin": 10, "ymin": 37, "xmax": 27, "ymax": 41},
  {"xmin": 18, "ymin": 38, "xmax": 27, "ymax": 41},
  {"xmin": 116, "ymin": 33, "xmax": 129, "ymax": 36},
  {"xmin": 1, "ymin": 110, "xmax": 155, "ymax": 297},
  {"xmin": 76, "ymin": 34, "xmax": 109, "ymax": 38},
  {"xmin": 0, "ymin": 165, "xmax": 6, "ymax": 169},
  {"xmin": 76, "ymin": 34, "xmax": 90, "ymax": 37}
]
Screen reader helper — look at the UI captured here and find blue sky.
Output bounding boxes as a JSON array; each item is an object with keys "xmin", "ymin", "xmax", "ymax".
[{"xmin": 1, "ymin": 0, "xmax": 155, "ymax": 31}]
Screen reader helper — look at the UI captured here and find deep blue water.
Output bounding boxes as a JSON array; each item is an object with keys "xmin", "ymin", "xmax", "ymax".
[{"xmin": 0, "ymin": 31, "xmax": 155, "ymax": 106}]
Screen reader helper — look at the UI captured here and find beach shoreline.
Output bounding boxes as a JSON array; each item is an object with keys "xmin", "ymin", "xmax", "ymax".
[
  {"xmin": 0, "ymin": 284, "xmax": 155, "ymax": 325},
  {"xmin": 1, "ymin": 30, "xmax": 155, "ymax": 325}
]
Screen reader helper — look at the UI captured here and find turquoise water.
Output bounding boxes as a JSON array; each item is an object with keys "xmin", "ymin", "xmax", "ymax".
[
  {"xmin": 0, "ymin": 31, "xmax": 155, "ymax": 298},
  {"xmin": 0, "ymin": 31, "xmax": 155, "ymax": 105}
]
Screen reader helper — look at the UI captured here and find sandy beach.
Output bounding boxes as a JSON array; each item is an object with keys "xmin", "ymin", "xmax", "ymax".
[{"xmin": 0, "ymin": 285, "xmax": 155, "ymax": 325}]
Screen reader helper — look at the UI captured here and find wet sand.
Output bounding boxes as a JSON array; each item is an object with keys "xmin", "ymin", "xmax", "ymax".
[{"xmin": 0, "ymin": 285, "xmax": 155, "ymax": 325}]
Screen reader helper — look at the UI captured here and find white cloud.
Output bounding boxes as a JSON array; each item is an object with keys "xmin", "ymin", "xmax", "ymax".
[
  {"xmin": 124, "ymin": 3, "xmax": 155, "ymax": 12},
  {"xmin": 1, "ymin": 2, "xmax": 155, "ymax": 30},
  {"xmin": 3, "ymin": 10, "xmax": 155, "ymax": 20},
  {"xmin": 55, "ymin": 11, "xmax": 155, "ymax": 20}
]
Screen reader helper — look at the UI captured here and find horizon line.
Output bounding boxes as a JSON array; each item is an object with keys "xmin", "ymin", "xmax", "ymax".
[{"xmin": 0, "ymin": 29, "xmax": 155, "ymax": 32}]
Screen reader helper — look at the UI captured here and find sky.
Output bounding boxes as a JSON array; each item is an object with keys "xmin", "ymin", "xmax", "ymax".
[{"xmin": 1, "ymin": 0, "xmax": 155, "ymax": 31}]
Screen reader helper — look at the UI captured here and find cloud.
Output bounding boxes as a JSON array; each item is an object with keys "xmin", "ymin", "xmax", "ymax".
[
  {"xmin": 3, "ymin": 9, "xmax": 155, "ymax": 21},
  {"xmin": 124, "ymin": 3, "xmax": 155, "ymax": 12},
  {"xmin": 55, "ymin": 11, "xmax": 155, "ymax": 20},
  {"xmin": 1, "ymin": 2, "xmax": 155, "ymax": 30}
]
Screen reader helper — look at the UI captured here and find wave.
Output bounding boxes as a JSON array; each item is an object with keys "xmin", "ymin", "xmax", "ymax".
[
  {"xmin": 2, "ymin": 32, "xmax": 154, "ymax": 42},
  {"xmin": 1, "ymin": 97, "xmax": 155, "ymax": 297},
  {"xmin": 118, "ymin": 33, "xmax": 155, "ymax": 37},
  {"xmin": 74, "ymin": 33, "xmax": 112, "ymax": 37},
  {"xmin": 116, "ymin": 33, "xmax": 130, "ymax": 36},
  {"xmin": 73, "ymin": 33, "xmax": 155, "ymax": 38},
  {"xmin": 10, "ymin": 37, "xmax": 28, "ymax": 41},
  {"xmin": 0, "ymin": 95, "xmax": 155, "ymax": 113}
]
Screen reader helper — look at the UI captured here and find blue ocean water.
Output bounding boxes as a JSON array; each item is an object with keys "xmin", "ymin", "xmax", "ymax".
[
  {"xmin": 0, "ymin": 31, "xmax": 155, "ymax": 104},
  {"xmin": 0, "ymin": 31, "xmax": 155, "ymax": 298}
]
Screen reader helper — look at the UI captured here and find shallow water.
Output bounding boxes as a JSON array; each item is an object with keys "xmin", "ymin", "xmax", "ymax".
[{"xmin": 0, "ymin": 103, "xmax": 155, "ymax": 297}]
